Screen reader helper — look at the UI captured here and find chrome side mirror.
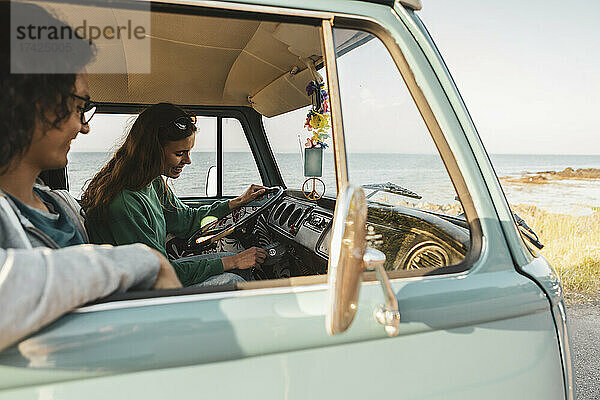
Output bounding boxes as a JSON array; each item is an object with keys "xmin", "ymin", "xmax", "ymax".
[
  {"xmin": 326, "ymin": 185, "xmax": 367, "ymax": 335},
  {"xmin": 326, "ymin": 185, "xmax": 400, "ymax": 337},
  {"xmin": 205, "ymin": 165, "xmax": 217, "ymax": 197}
]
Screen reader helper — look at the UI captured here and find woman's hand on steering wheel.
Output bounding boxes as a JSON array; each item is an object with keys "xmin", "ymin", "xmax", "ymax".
[
  {"xmin": 228, "ymin": 184, "xmax": 268, "ymax": 209},
  {"xmin": 222, "ymin": 247, "xmax": 268, "ymax": 270},
  {"xmin": 187, "ymin": 186, "xmax": 284, "ymax": 250}
]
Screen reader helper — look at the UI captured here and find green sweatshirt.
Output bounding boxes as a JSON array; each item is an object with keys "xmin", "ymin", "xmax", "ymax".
[{"xmin": 87, "ymin": 178, "xmax": 232, "ymax": 286}]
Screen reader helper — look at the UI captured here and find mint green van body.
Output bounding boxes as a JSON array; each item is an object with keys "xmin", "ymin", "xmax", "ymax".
[{"xmin": 0, "ymin": 1, "xmax": 574, "ymax": 399}]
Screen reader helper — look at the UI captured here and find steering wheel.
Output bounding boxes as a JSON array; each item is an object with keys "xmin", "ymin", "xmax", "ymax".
[{"xmin": 186, "ymin": 186, "xmax": 284, "ymax": 251}]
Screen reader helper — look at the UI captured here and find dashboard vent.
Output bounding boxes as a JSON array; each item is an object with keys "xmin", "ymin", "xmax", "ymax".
[
  {"xmin": 288, "ymin": 208, "xmax": 303, "ymax": 227},
  {"xmin": 273, "ymin": 202, "xmax": 286, "ymax": 222},
  {"xmin": 279, "ymin": 204, "xmax": 295, "ymax": 226},
  {"xmin": 405, "ymin": 243, "xmax": 449, "ymax": 270}
]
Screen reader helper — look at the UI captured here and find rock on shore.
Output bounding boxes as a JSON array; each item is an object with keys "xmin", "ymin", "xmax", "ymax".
[{"xmin": 501, "ymin": 167, "xmax": 600, "ymax": 184}]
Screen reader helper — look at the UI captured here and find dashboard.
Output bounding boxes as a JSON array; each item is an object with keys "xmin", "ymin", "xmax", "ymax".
[
  {"xmin": 263, "ymin": 190, "xmax": 469, "ymax": 274},
  {"xmin": 266, "ymin": 193, "xmax": 333, "ymax": 260}
]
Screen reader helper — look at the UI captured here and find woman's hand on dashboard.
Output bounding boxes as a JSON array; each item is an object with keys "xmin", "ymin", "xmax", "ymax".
[
  {"xmin": 229, "ymin": 184, "xmax": 268, "ymax": 209},
  {"xmin": 222, "ymin": 247, "xmax": 268, "ymax": 270}
]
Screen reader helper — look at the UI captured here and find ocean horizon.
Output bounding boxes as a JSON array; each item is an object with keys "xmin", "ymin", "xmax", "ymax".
[{"xmin": 67, "ymin": 152, "xmax": 600, "ymax": 215}]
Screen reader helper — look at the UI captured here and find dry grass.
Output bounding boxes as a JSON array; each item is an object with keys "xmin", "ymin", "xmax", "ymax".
[{"xmin": 512, "ymin": 204, "xmax": 600, "ymax": 303}]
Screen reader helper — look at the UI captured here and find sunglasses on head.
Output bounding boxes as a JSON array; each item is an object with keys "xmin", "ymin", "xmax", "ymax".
[
  {"xmin": 71, "ymin": 93, "xmax": 97, "ymax": 125},
  {"xmin": 172, "ymin": 115, "xmax": 197, "ymax": 130}
]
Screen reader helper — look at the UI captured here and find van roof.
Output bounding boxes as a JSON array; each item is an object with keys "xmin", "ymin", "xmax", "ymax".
[{"xmin": 359, "ymin": 0, "xmax": 422, "ymax": 10}]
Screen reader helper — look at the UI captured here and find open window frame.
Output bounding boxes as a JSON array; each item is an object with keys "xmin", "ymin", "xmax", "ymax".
[{"xmin": 68, "ymin": 0, "xmax": 484, "ymax": 307}]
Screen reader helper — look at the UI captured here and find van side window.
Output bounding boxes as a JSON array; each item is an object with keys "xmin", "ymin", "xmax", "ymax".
[
  {"xmin": 69, "ymin": 113, "xmax": 136, "ymax": 198},
  {"xmin": 222, "ymin": 118, "xmax": 262, "ymax": 196},
  {"xmin": 74, "ymin": 115, "xmax": 262, "ymax": 199},
  {"xmin": 170, "ymin": 116, "xmax": 217, "ymax": 197}
]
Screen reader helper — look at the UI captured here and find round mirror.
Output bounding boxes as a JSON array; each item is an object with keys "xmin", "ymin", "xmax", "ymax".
[{"xmin": 326, "ymin": 185, "xmax": 368, "ymax": 335}]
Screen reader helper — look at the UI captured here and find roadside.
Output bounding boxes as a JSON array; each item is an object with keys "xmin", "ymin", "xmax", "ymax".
[
  {"xmin": 566, "ymin": 302, "xmax": 600, "ymax": 400},
  {"xmin": 510, "ymin": 204, "xmax": 600, "ymax": 301}
]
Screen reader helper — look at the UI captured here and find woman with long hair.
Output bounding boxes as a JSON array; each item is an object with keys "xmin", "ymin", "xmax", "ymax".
[{"xmin": 82, "ymin": 102, "xmax": 268, "ymax": 287}]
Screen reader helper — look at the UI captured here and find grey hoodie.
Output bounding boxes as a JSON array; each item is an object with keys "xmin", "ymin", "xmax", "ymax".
[{"xmin": 0, "ymin": 186, "xmax": 160, "ymax": 351}]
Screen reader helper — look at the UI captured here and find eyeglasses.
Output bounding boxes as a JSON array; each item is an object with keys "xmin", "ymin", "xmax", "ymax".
[
  {"xmin": 71, "ymin": 93, "xmax": 97, "ymax": 125},
  {"xmin": 173, "ymin": 115, "xmax": 197, "ymax": 130}
]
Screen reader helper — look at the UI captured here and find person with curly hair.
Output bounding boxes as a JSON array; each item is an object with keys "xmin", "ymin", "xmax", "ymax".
[
  {"xmin": 0, "ymin": 2, "xmax": 181, "ymax": 352},
  {"xmin": 82, "ymin": 102, "xmax": 269, "ymax": 287}
]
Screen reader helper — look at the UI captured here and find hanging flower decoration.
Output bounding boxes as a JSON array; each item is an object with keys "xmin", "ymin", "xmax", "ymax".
[{"xmin": 304, "ymin": 81, "xmax": 330, "ymax": 149}]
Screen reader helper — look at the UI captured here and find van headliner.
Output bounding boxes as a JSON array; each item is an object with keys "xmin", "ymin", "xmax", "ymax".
[{"xmin": 38, "ymin": 0, "xmax": 416, "ymax": 117}]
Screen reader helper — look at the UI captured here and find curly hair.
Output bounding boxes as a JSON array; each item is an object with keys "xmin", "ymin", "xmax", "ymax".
[
  {"xmin": 0, "ymin": 2, "xmax": 95, "ymax": 174},
  {"xmin": 81, "ymin": 103, "xmax": 196, "ymax": 220}
]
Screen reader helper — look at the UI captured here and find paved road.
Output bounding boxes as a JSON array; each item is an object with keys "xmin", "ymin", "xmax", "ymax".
[{"xmin": 566, "ymin": 304, "xmax": 600, "ymax": 400}]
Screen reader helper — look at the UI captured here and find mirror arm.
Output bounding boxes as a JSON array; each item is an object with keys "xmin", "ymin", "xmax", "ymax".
[
  {"xmin": 205, "ymin": 165, "xmax": 218, "ymax": 197},
  {"xmin": 364, "ymin": 247, "xmax": 400, "ymax": 337}
]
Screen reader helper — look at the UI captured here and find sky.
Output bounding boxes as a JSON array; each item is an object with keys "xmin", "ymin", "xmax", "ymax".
[
  {"xmin": 418, "ymin": 0, "xmax": 600, "ymax": 154},
  {"xmin": 74, "ymin": 0, "xmax": 600, "ymax": 155}
]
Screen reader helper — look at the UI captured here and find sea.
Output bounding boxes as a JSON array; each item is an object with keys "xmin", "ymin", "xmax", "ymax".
[{"xmin": 67, "ymin": 152, "xmax": 600, "ymax": 216}]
